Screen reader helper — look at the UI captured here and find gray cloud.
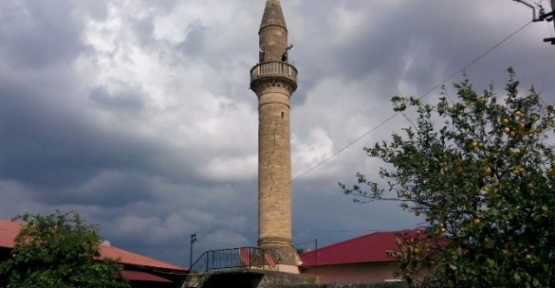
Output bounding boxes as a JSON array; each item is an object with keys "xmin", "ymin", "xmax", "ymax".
[{"xmin": 89, "ymin": 87, "xmax": 145, "ymax": 110}]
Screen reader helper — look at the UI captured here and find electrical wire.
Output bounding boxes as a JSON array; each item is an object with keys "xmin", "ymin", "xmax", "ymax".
[
  {"xmin": 292, "ymin": 20, "xmax": 533, "ymax": 183},
  {"xmin": 164, "ymin": 19, "xmax": 536, "ymax": 264}
]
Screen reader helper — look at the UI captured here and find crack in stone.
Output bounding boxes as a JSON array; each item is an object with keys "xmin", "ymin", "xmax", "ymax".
[{"xmin": 266, "ymin": 119, "xmax": 279, "ymax": 196}]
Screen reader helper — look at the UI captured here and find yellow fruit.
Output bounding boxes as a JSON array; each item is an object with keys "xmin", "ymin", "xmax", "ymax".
[
  {"xmin": 441, "ymin": 227, "xmax": 446, "ymax": 233},
  {"xmin": 527, "ymin": 183, "xmax": 534, "ymax": 189},
  {"xmin": 503, "ymin": 127, "xmax": 510, "ymax": 133},
  {"xmin": 478, "ymin": 142, "xmax": 484, "ymax": 147},
  {"xmin": 513, "ymin": 166, "xmax": 524, "ymax": 175},
  {"xmin": 484, "ymin": 167, "xmax": 492, "ymax": 175},
  {"xmin": 471, "ymin": 141, "xmax": 478, "ymax": 148},
  {"xmin": 510, "ymin": 131, "xmax": 516, "ymax": 138},
  {"xmin": 515, "ymin": 111, "xmax": 523, "ymax": 117},
  {"xmin": 502, "ymin": 118, "xmax": 509, "ymax": 125},
  {"xmin": 461, "ymin": 103, "xmax": 468, "ymax": 109},
  {"xmin": 519, "ymin": 123, "xmax": 525, "ymax": 129},
  {"xmin": 474, "ymin": 218, "xmax": 481, "ymax": 224}
]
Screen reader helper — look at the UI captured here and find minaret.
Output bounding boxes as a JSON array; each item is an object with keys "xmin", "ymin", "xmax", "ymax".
[{"xmin": 250, "ymin": 0, "xmax": 299, "ymax": 271}]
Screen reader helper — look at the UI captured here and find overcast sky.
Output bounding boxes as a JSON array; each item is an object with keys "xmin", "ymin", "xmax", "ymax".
[{"xmin": 0, "ymin": 0, "xmax": 553, "ymax": 267}]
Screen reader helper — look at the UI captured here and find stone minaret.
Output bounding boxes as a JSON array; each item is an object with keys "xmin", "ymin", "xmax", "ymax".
[{"xmin": 250, "ymin": 0, "xmax": 299, "ymax": 271}]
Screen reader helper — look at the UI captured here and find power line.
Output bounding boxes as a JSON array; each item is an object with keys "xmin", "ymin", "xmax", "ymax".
[
  {"xmin": 194, "ymin": 228, "xmax": 381, "ymax": 236},
  {"xmin": 191, "ymin": 19, "xmax": 535, "ymax": 251},
  {"xmin": 292, "ymin": 20, "xmax": 533, "ymax": 183}
]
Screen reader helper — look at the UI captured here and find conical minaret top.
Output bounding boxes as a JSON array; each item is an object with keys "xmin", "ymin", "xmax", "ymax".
[
  {"xmin": 258, "ymin": 0, "xmax": 290, "ymax": 63},
  {"xmin": 260, "ymin": 0, "xmax": 287, "ymax": 31}
]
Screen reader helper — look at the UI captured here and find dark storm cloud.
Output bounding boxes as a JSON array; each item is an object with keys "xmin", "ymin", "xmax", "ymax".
[
  {"xmin": 291, "ymin": 1, "xmax": 554, "ymax": 107},
  {"xmin": 46, "ymin": 170, "xmax": 155, "ymax": 207},
  {"xmin": 0, "ymin": 0, "xmax": 91, "ymax": 69},
  {"xmin": 0, "ymin": 69, "xmax": 197, "ymax": 209},
  {"xmin": 0, "ymin": 80, "xmax": 140, "ymax": 188}
]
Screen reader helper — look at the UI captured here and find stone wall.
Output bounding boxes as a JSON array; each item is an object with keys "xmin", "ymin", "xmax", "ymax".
[
  {"xmin": 185, "ymin": 270, "xmax": 409, "ymax": 288},
  {"xmin": 280, "ymin": 282, "xmax": 408, "ymax": 288}
]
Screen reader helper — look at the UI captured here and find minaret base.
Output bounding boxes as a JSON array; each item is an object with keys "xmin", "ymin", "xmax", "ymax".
[{"xmin": 258, "ymin": 238, "xmax": 300, "ymax": 273}]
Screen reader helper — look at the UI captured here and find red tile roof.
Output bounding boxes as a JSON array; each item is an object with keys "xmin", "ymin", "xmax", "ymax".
[
  {"xmin": 300, "ymin": 229, "xmax": 422, "ymax": 267},
  {"xmin": 0, "ymin": 219, "xmax": 20, "ymax": 248},
  {"xmin": 0, "ymin": 219, "xmax": 187, "ymax": 272},
  {"xmin": 100, "ymin": 244, "xmax": 185, "ymax": 271}
]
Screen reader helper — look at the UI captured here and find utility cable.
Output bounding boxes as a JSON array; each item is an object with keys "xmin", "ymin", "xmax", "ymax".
[
  {"xmin": 292, "ymin": 20, "xmax": 533, "ymax": 183},
  {"xmin": 186, "ymin": 19, "xmax": 535, "ymax": 258}
]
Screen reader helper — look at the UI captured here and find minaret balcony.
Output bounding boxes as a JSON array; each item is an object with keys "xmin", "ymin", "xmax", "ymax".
[{"xmin": 250, "ymin": 61, "xmax": 298, "ymax": 88}]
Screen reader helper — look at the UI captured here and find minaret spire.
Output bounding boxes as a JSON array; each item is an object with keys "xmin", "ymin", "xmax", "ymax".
[
  {"xmin": 258, "ymin": 0, "xmax": 290, "ymax": 63},
  {"xmin": 250, "ymin": 0, "xmax": 300, "ymax": 272},
  {"xmin": 260, "ymin": 0, "xmax": 287, "ymax": 31}
]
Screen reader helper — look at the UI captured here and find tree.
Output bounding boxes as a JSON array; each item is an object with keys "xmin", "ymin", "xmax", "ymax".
[
  {"xmin": 385, "ymin": 230, "xmax": 440, "ymax": 288},
  {"xmin": 0, "ymin": 211, "xmax": 130, "ymax": 288},
  {"xmin": 342, "ymin": 69, "xmax": 555, "ymax": 287}
]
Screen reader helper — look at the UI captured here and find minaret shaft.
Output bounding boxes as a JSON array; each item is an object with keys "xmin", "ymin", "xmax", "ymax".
[{"xmin": 257, "ymin": 88, "xmax": 292, "ymax": 246}]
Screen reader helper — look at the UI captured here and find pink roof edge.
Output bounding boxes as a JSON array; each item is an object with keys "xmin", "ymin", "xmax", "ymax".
[
  {"xmin": 0, "ymin": 219, "xmax": 187, "ymax": 272},
  {"xmin": 299, "ymin": 228, "xmax": 424, "ymax": 267}
]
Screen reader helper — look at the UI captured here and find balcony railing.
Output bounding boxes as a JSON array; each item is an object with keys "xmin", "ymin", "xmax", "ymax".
[
  {"xmin": 250, "ymin": 61, "xmax": 297, "ymax": 84},
  {"xmin": 189, "ymin": 247, "xmax": 281, "ymax": 273}
]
